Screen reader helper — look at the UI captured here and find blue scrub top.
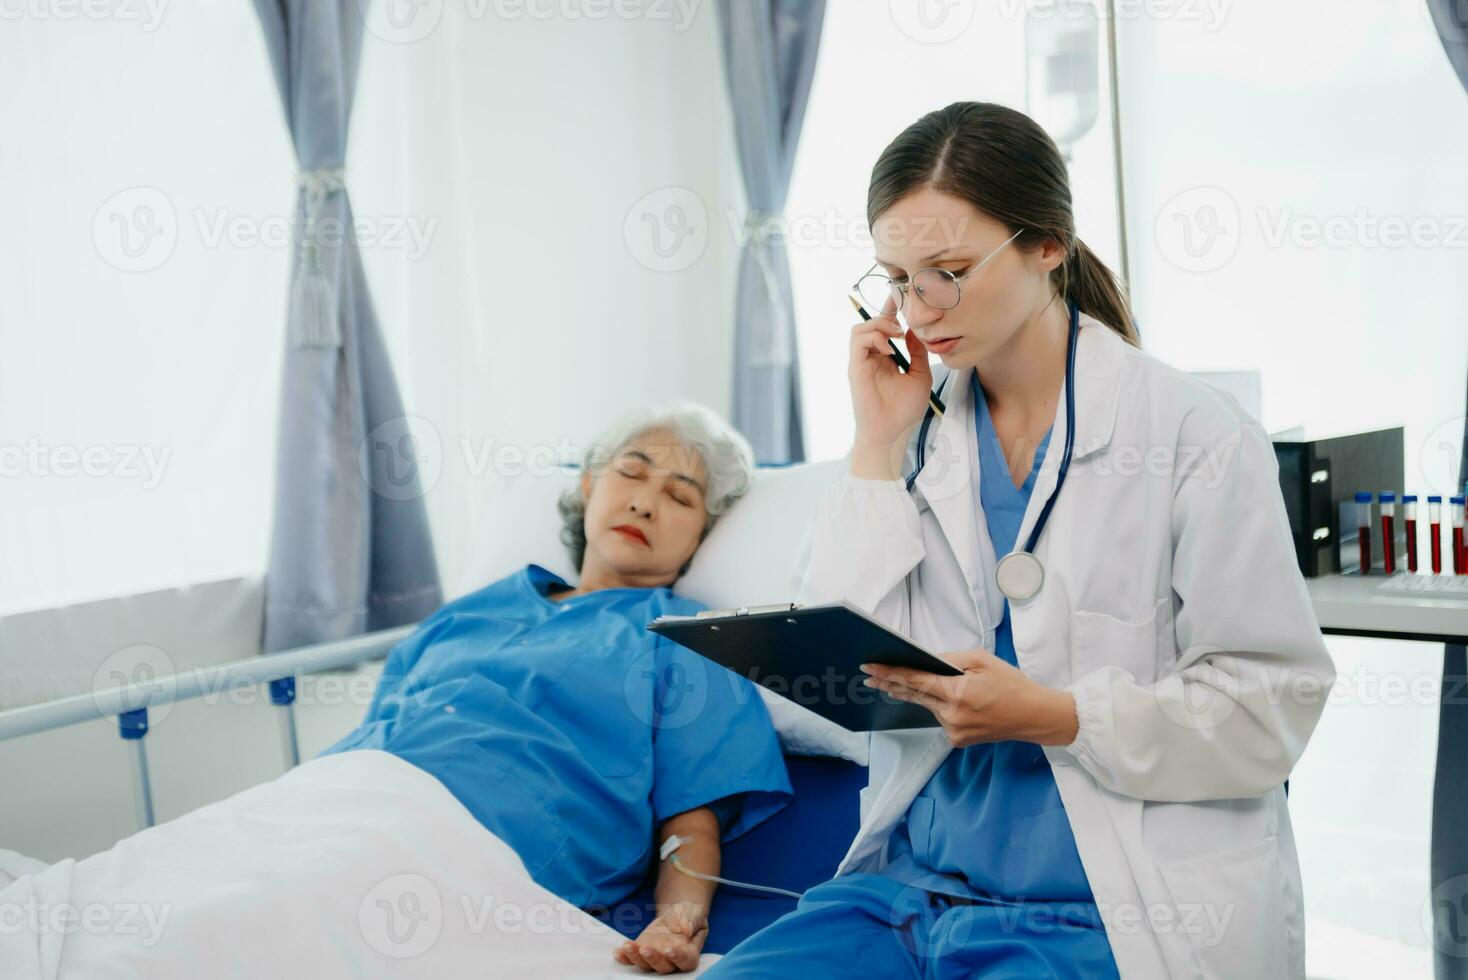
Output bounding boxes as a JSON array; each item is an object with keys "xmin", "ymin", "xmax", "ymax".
[
  {"xmin": 321, "ymin": 564, "xmax": 793, "ymax": 909},
  {"xmin": 881, "ymin": 374, "xmax": 1098, "ymax": 906}
]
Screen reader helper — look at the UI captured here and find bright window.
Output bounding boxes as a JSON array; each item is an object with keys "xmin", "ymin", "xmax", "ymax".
[
  {"xmin": 787, "ymin": 1, "xmax": 1123, "ymax": 460},
  {"xmin": 0, "ymin": 5, "xmax": 293, "ymax": 614}
]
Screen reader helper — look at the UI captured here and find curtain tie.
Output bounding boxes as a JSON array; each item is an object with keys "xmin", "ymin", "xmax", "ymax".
[
  {"xmin": 742, "ymin": 208, "xmax": 792, "ymax": 367},
  {"xmin": 289, "ymin": 167, "xmax": 348, "ymax": 350}
]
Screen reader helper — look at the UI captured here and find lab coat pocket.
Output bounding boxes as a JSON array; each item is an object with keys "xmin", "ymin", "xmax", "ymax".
[
  {"xmin": 1070, "ymin": 597, "xmax": 1169, "ymax": 685},
  {"xmin": 1156, "ymin": 834, "xmax": 1289, "ymax": 978}
]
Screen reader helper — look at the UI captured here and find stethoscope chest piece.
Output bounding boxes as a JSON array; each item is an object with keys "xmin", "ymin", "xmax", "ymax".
[{"xmin": 996, "ymin": 548, "xmax": 1045, "ymax": 602}]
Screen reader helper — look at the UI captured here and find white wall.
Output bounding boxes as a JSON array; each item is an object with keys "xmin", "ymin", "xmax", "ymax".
[{"xmin": 350, "ymin": 1, "xmax": 746, "ymax": 591}]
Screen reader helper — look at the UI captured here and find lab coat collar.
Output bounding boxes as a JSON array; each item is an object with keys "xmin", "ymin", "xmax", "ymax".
[{"xmin": 910, "ymin": 314, "xmax": 1125, "ymax": 623}]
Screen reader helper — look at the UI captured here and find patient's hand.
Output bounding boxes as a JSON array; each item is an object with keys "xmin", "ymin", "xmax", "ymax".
[{"xmin": 613, "ymin": 900, "xmax": 708, "ymax": 974}]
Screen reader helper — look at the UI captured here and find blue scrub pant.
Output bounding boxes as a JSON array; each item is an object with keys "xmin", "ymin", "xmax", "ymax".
[{"xmin": 700, "ymin": 873, "xmax": 1119, "ymax": 980}]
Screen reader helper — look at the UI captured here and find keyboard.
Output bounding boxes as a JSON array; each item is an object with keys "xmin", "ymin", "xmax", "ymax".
[{"xmin": 1374, "ymin": 575, "xmax": 1468, "ymax": 599}]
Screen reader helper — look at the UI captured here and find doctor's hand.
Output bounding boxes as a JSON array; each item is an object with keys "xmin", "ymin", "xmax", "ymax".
[
  {"xmin": 614, "ymin": 900, "xmax": 708, "ymax": 974},
  {"xmin": 861, "ymin": 648, "xmax": 1080, "ymax": 748},
  {"xmin": 848, "ymin": 297, "xmax": 932, "ymax": 480}
]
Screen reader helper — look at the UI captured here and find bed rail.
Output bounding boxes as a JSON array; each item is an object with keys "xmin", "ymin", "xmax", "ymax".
[{"xmin": 0, "ymin": 625, "xmax": 415, "ymax": 831}]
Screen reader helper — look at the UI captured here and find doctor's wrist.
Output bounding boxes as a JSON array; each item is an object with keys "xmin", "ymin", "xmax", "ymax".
[
  {"xmin": 850, "ymin": 439, "xmax": 905, "ymax": 481},
  {"xmin": 1030, "ymin": 687, "xmax": 1080, "ymax": 747}
]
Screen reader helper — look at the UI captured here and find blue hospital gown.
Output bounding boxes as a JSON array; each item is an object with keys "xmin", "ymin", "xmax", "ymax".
[
  {"xmin": 703, "ymin": 376, "xmax": 1119, "ymax": 979},
  {"xmin": 321, "ymin": 563, "xmax": 793, "ymax": 909}
]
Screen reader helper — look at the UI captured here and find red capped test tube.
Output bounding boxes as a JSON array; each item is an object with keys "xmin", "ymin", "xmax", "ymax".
[
  {"xmin": 1378, "ymin": 493, "xmax": 1396, "ymax": 575},
  {"xmin": 1355, "ymin": 492, "xmax": 1373, "ymax": 574},
  {"xmin": 1454, "ymin": 496, "xmax": 1466, "ymax": 576},
  {"xmin": 1430, "ymin": 495, "xmax": 1444, "ymax": 574},
  {"xmin": 1403, "ymin": 495, "xmax": 1419, "ymax": 573}
]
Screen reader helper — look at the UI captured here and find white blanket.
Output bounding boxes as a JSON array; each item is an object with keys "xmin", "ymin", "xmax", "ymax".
[{"xmin": 0, "ymin": 750, "xmax": 720, "ymax": 978}]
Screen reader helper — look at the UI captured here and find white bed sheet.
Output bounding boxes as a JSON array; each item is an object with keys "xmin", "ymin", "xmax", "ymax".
[{"xmin": 0, "ymin": 750, "xmax": 722, "ymax": 978}]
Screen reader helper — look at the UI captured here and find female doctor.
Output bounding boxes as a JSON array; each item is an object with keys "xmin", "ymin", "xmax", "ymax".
[{"xmin": 702, "ymin": 102, "xmax": 1335, "ymax": 979}]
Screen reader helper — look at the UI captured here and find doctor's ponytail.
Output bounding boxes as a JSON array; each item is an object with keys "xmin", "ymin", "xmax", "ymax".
[{"xmin": 867, "ymin": 101, "xmax": 1140, "ymax": 347}]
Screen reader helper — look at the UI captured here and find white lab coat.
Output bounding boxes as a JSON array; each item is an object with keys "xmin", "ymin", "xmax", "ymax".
[{"xmin": 795, "ymin": 314, "xmax": 1336, "ymax": 979}]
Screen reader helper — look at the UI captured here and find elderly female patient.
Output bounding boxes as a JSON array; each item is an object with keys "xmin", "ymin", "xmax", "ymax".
[
  {"xmin": 318, "ymin": 403, "xmax": 791, "ymax": 973},
  {"xmin": 0, "ymin": 404, "xmax": 790, "ymax": 978}
]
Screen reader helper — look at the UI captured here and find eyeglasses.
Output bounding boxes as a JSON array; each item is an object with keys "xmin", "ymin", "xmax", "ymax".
[{"xmin": 853, "ymin": 227, "xmax": 1025, "ymax": 315}]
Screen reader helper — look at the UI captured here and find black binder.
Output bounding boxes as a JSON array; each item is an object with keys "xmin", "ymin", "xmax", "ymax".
[{"xmin": 646, "ymin": 601, "xmax": 960, "ymax": 732}]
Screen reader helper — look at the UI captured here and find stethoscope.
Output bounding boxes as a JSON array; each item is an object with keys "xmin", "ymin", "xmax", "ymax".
[{"xmin": 905, "ymin": 300, "xmax": 1080, "ymax": 602}]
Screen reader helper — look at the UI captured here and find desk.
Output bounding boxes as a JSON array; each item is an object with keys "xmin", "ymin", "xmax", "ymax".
[
  {"xmin": 1307, "ymin": 574, "xmax": 1468, "ymax": 645},
  {"xmin": 1307, "ymin": 572, "xmax": 1468, "ymax": 978}
]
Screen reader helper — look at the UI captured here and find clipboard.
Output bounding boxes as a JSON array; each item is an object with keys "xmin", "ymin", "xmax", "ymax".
[{"xmin": 646, "ymin": 601, "xmax": 961, "ymax": 732}]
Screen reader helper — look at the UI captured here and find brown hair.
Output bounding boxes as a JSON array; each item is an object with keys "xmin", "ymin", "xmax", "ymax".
[{"xmin": 867, "ymin": 101, "xmax": 1138, "ymax": 346}]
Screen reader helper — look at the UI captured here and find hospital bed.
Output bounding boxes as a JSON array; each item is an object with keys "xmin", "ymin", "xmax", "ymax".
[{"xmin": 0, "ymin": 458, "xmax": 868, "ymax": 959}]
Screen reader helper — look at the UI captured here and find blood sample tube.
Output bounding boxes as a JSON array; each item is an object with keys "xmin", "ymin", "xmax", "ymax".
[
  {"xmin": 1454, "ymin": 496, "xmax": 1466, "ymax": 576},
  {"xmin": 1430, "ymin": 496, "xmax": 1444, "ymax": 574},
  {"xmin": 1355, "ymin": 492, "xmax": 1373, "ymax": 575},
  {"xmin": 1403, "ymin": 495, "xmax": 1418, "ymax": 574},
  {"xmin": 1378, "ymin": 492, "xmax": 1396, "ymax": 575}
]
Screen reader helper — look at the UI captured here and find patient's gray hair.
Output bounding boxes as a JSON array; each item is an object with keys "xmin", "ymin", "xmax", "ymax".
[{"xmin": 557, "ymin": 402, "xmax": 756, "ymax": 575}]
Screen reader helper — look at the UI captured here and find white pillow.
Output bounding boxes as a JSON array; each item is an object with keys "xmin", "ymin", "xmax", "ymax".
[{"xmin": 453, "ymin": 459, "xmax": 869, "ymax": 765}]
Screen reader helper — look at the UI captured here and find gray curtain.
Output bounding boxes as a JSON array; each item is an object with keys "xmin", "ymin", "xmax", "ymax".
[
  {"xmin": 717, "ymin": 0, "xmax": 826, "ymax": 464},
  {"xmin": 1426, "ymin": 2, "xmax": 1468, "ymax": 975},
  {"xmin": 253, "ymin": 0, "xmax": 441, "ymax": 653}
]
